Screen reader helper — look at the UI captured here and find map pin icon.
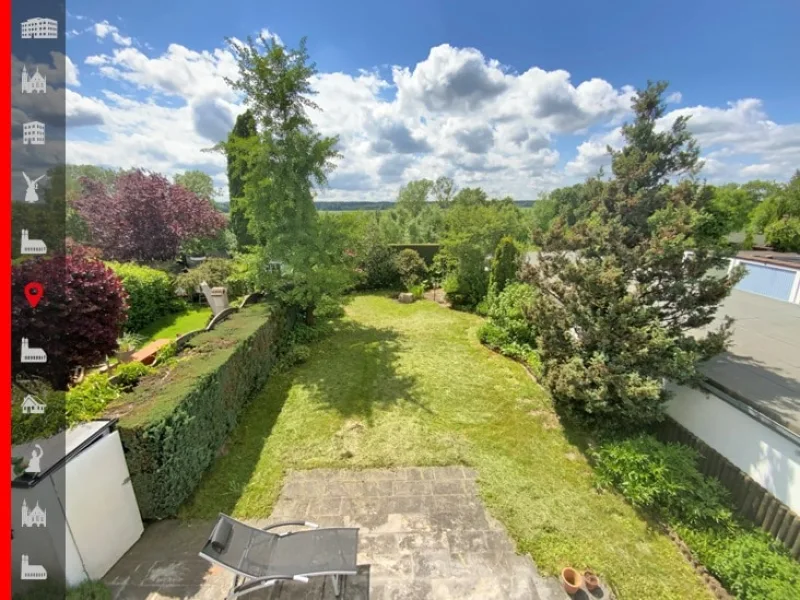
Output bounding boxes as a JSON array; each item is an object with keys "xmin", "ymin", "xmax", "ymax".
[{"xmin": 24, "ymin": 282, "xmax": 44, "ymax": 309}]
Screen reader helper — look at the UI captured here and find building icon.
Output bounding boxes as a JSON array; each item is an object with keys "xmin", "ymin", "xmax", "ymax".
[
  {"xmin": 21, "ymin": 499, "xmax": 46, "ymax": 528},
  {"xmin": 23, "ymin": 121, "xmax": 45, "ymax": 145},
  {"xmin": 21, "ymin": 18, "xmax": 58, "ymax": 40},
  {"xmin": 21, "ymin": 395, "xmax": 46, "ymax": 415},
  {"xmin": 21, "ymin": 66, "xmax": 46, "ymax": 94}
]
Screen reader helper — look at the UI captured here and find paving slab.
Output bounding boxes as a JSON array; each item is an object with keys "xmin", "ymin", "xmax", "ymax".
[{"xmin": 105, "ymin": 467, "xmax": 593, "ymax": 599}]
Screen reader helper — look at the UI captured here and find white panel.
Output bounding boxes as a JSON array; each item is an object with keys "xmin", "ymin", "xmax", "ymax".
[
  {"xmin": 64, "ymin": 431, "xmax": 144, "ymax": 581},
  {"xmin": 666, "ymin": 383, "xmax": 800, "ymax": 513}
]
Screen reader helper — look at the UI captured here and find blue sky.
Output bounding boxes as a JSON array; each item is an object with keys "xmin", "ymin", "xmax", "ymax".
[{"xmin": 56, "ymin": 0, "xmax": 800, "ymax": 201}]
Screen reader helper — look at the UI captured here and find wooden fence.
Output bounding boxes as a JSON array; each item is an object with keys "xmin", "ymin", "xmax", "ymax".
[{"xmin": 656, "ymin": 418, "xmax": 800, "ymax": 559}]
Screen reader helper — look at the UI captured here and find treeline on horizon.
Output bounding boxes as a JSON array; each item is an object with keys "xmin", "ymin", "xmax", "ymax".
[{"xmin": 310, "ymin": 199, "xmax": 536, "ymax": 211}]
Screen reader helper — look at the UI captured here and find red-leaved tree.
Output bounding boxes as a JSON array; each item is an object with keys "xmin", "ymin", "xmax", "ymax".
[
  {"xmin": 75, "ymin": 169, "xmax": 226, "ymax": 261},
  {"xmin": 12, "ymin": 250, "xmax": 129, "ymax": 388}
]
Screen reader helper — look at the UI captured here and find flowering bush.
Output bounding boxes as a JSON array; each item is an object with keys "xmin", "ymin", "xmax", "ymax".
[{"xmin": 12, "ymin": 252, "xmax": 129, "ymax": 388}]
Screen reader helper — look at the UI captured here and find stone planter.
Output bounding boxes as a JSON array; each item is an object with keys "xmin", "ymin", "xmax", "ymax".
[{"xmin": 398, "ymin": 292, "xmax": 414, "ymax": 304}]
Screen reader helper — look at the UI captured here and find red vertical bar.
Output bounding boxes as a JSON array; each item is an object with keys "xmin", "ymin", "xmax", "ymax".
[{"xmin": 2, "ymin": 0, "xmax": 14, "ymax": 597}]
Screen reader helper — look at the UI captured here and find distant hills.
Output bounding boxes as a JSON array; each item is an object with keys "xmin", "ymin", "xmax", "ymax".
[
  {"xmin": 312, "ymin": 200, "xmax": 536, "ymax": 211},
  {"xmin": 216, "ymin": 200, "xmax": 536, "ymax": 212}
]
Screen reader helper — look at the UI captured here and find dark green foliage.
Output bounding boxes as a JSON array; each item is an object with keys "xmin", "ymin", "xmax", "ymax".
[
  {"xmin": 108, "ymin": 262, "xmax": 184, "ymax": 332},
  {"xmin": 525, "ymin": 82, "xmax": 742, "ymax": 432},
  {"xmin": 394, "ymin": 248, "xmax": 427, "ymax": 290},
  {"xmin": 116, "ymin": 304, "xmax": 297, "ymax": 519},
  {"xmin": 226, "ymin": 110, "xmax": 258, "ymax": 248},
  {"xmin": 387, "ymin": 244, "xmax": 441, "ymax": 265},
  {"xmin": 112, "ymin": 362, "xmax": 154, "ymax": 390},
  {"xmin": 14, "ymin": 579, "xmax": 112, "ymax": 600},
  {"xmin": 355, "ymin": 224, "xmax": 400, "ymax": 290},
  {"xmin": 488, "ymin": 236, "xmax": 521, "ymax": 295},
  {"xmin": 593, "ymin": 434, "xmax": 800, "ymax": 599},
  {"xmin": 592, "ymin": 435, "xmax": 733, "ymax": 528}
]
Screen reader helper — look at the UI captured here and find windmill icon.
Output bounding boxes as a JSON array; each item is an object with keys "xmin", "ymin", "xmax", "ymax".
[{"xmin": 23, "ymin": 172, "xmax": 45, "ymax": 203}]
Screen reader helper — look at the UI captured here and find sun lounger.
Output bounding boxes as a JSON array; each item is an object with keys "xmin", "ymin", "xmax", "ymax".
[{"xmin": 199, "ymin": 513, "xmax": 359, "ymax": 598}]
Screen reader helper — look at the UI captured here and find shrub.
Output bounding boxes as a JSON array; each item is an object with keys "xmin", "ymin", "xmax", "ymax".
[
  {"xmin": 108, "ymin": 262, "xmax": 183, "ymax": 332},
  {"xmin": 12, "ymin": 253, "xmax": 129, "ymax": 388},
  {"xmin": 764, "ymin": 217, "xmax": 800, "ymax": 252},
  {"xmin": 487, "ymin": 282, "xmax": 537, "ymax": 347},
  {"xmin": 66, "ymin": 373, "xmax": 121, "ymax": 425},
  {"xmin": 314, "ymin": 294, "xmax": 345, "ymax": 320},
  {"xmin": 478, "ymin": 321, "xmax": 510, "ymax": 350},
  {"xmin": 394, "ymin": 248, "xmax": 427, "ymax": 290},
  {"xmin": 679, "ymin": 525, "xmax": 800, "ymax": 600},
  {"xmin": 592, "ymin": 434, "xmax": 733, "ymax": 529},
  {"xmin": 409, "ymin": 283, "xmax": 425, "ymax": 300},
  {"xmin": 112, "ymin": 361, "xmax": 154, "ymax": 390},
  {"xmin": 488, "ymin": 236, "xmax": 521, "ymax": 295},
  {"xmin": 114, "ymin": 304, "xmax": 298, "ymax": 518},
  {"xmin": 174, "ymin": 257, "xmax": 248, "ymax": 297}
]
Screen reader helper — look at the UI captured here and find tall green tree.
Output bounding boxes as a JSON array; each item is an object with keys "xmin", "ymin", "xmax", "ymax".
[
  {"xmin": 396, "ymin": 179, "xmax": 433, "ymax": 217},
  {"xmin": 432, "ymin": 176, "xmax": 456, "ymax": 208},
  {"xmin": 227, "ymin": 35, "xmax": 348, "ymax": 316},
  {"xmin": 524, "ymin": 81, "xmax": 743, "ymax": 431},
  {"xmin": 225, "ymin": 109, "xmax": 258, "ymax": 248},
  {"xmin": 174, "ymin": 170, "xmax": 218, "ymax": 205},
  {"xmin": 488, "ymin": 236, "xmax": 521, "ymax": 296}
]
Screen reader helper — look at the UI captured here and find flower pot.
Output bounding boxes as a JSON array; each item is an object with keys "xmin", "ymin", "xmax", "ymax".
[
  {"xmin": 561, "ymin": 567, "xmax": 583, "ymax": 595},
  {"xmin": 584, "ymin": 570, "xmax": 600, "ymax": 591}
]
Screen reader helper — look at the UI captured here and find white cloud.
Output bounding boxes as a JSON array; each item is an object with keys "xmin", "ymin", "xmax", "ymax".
[
  {"xmin": 258, "ymin": 28, "xmax": 283, "ymax": 46},
  {"xmin": 666, "ymin": 91, "xmax": 682, "ymax": 104},
  {"xmin": 66, "ymin": 33, "xmax": 800, "ymax": 204},
  {"xmin": 65, "ymin": 56, "xmax": 80, "ymax": 87},
  {"xmin": 94, "ymin": 20, "xmax": 132, "ymax": 46}
]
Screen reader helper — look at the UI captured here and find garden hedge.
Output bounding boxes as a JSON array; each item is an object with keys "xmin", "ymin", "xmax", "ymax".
[
  {"xmin": 110, "ymin": 303, "xmax": 298, "ymax": 519},
  {"xmin": 106, "ymin": 262, "xmax": 184, "ymax": 332}
]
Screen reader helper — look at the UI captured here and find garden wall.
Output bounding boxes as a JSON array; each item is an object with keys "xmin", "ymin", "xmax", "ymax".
[
  {"xmin": 658, "ymin": 384, "xmax": 800, "ymax": 559},
  {"xmin": 113, "ymin": 303, "xmax": 298, "ymax": 519}
]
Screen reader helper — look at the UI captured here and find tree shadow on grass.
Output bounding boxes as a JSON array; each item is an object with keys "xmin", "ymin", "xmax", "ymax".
[
  {"xmin": 288, "ymin": 319, "xmax": 430, "ymax": 422},
  {"xmin": 181, "ymin": 318, "xmax": 427, "ymax": 518}
]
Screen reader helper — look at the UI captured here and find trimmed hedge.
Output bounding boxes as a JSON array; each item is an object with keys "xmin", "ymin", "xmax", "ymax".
[
  {"xmin": 106, "ymin": 262, "xmax": 184, "ymax": 332},
  {"xmin": 109, "ymin": 303, "xmax": 297, "ymax": 519}
]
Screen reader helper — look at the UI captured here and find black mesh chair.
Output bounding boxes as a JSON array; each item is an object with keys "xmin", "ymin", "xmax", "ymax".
[{"xmin": 199, "ymin": 513, "xmax": 359, "ymax": 598}]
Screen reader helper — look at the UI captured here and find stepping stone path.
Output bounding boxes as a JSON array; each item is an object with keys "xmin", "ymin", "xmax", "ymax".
[{"xmin": 104, "ymin": 467, "xmax": 594, "ymax": 599}]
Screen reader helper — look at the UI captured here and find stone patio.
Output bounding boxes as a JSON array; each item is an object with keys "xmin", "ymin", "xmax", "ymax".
[{"xmin": 105, "ymin": 467, "xmax": 609, "ymax": 599}]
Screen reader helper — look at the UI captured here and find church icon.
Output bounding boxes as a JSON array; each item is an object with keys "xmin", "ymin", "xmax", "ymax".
[
  {"xmin": 21, "ymin": 498, "xmax": 46, "ymax": 528},
  {"xmin": 21, "ymin": 65, "xmax": 46, "ymax": 94}
]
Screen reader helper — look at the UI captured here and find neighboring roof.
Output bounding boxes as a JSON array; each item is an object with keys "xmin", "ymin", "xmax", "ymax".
[
  {"xmin": 697, "ymin": 290, "xmax": 800, "ymax": 435},
  {"xmin": 736, "ymin": 250, "xmax": 800, "ymax": 271}
]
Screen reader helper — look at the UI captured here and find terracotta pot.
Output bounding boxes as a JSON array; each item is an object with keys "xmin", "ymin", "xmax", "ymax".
[
  {"xmin": 584, "ymin": 570, "xmax": 600, "ymax": 591},
  {"xmin": 561, "ymin": 567, "xmax": 583, "ymax": 595}
]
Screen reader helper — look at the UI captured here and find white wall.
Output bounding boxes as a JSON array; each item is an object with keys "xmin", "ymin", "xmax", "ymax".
[{"xmin": 666, "ymin": 382, "xmax": 800, "ymax": 514}]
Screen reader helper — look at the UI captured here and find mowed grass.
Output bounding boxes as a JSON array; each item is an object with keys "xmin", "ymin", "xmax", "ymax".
[
  {"xmin": 182, "ymin": 294, "xmax": 711, "ymax": 599},
  {"xmin": 138, "ymin": 306, "xmax": 212, "ymax": 345}
]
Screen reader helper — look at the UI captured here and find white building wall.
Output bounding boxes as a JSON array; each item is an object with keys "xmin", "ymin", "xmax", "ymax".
[{"xmin": 666, "ymin": 382, "xmax": 800, "ymax": 513}]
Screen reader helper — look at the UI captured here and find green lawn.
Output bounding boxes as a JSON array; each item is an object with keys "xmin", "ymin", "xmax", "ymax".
[
  {"xmin": 138, "ymin": 306, "xmax": 212, "ymax": 345},
  {"xmin": 183, "ymin": 294, "xmax": 711, "ymax": 599}
]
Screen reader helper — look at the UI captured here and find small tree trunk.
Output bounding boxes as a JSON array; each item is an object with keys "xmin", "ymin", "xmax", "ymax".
[{"xmin": 304, "ymin": 306, "xmax": 316, "ymax": 326}]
